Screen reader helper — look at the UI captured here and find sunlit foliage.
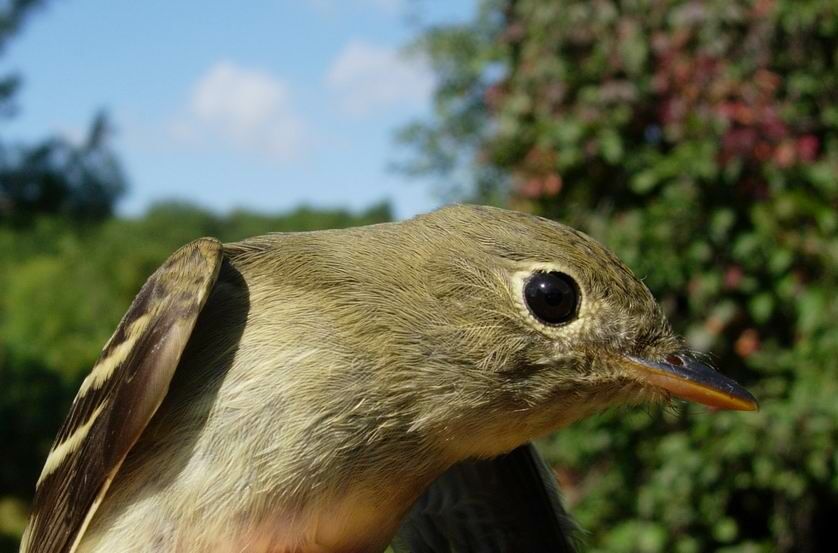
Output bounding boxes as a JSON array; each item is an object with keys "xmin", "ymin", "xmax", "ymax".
[{"xmin": 402, "ymin": 1, "xmax": 837, "ymax": 551}]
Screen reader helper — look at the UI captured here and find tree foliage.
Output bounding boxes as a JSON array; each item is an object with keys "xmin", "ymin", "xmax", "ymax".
[
  {"xmin": 0, "ymin": 112, "xmax": 127, "ymax": 224},
  {"xmin": 0, "ymin": 0, "xmax": 126, "ymax": 226},
  {"xmin": 403, "ymin": 1, "xmax": 837, "ymax": 551}
]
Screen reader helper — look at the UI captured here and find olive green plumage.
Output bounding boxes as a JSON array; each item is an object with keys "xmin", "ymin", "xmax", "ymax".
[{"xmin": 21, "ymin": 204, "xmax": 754, "ymax": 553}]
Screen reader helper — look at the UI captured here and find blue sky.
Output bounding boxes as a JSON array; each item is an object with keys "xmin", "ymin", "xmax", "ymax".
[{"xmin": 3, "ymin": 0, "xmax": 475, "ymax": 219}]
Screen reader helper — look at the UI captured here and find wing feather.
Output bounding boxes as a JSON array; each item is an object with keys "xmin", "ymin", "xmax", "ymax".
[{"xmin": 20, "ymin": 237, "xmax": 223, "ymax": 553}]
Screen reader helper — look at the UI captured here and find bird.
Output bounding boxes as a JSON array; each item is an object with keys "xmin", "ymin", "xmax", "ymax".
[{"xmin": 20, "ymin": 204, "xmax": 757, "ymax": 553}]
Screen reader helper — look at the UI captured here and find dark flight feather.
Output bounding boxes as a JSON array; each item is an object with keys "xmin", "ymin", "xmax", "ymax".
[
  {"xmin": 20, "ymin": 238, "xmax": 223, "ymax": 553},
  {"xmin": 393, "ymin": 443, "xmax": 578, "ymax": 553}
]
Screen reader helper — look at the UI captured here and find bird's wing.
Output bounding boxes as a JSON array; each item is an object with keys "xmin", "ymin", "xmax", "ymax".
[
  {"xmin": 20, "ymin": 238, "xmax": 224, "ymax": 553},
  {"xmin": 393, "ymin": 443, "xmax": 578, "ymax": 553}
]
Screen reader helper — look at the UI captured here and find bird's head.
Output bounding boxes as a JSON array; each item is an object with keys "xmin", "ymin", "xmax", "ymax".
[{"xmin": 360, "ymin": 204, "xmax": 758, "ymax": 460}]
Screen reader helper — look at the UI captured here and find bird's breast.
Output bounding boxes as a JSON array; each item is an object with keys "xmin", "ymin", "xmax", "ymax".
[
  {"xmin": 80, "ymin": 477, "xmax": 419, "ymax": 553},
  {"xmin": 78, "ymin": 299, "xmax": 435, "ymax": 553}
]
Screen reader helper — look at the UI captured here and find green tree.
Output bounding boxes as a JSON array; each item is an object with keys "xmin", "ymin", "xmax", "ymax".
[
  {"xmin": 402, "ymin": 1, "xmax": 837, "ymax": 551},
  {"xmin": 0, "ymin": 112, "xmax": 127, "ymax": 224},
  {"xmin": 0, "ymin": 1, "xmax": 126, "ymax": 226}
]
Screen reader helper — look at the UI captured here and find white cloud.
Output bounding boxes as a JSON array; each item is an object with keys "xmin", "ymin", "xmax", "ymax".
[
  {"xmin": 174, "ymin": 61, "xmax": 306, "ymax": 160},
  {"xmin": 326, "ymin": 40, "xmax": 435, "ymax": 117}
]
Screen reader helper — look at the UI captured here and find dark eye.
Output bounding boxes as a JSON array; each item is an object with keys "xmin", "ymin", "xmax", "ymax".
[{"xmin": 524, "ymin": 271, "xmax": 580, "ymax": 325}]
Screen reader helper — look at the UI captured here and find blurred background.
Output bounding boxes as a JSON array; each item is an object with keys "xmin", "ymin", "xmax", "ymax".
[{"xmin": 0, "ymin": 0, "xmax": 835, "ymax": 551}]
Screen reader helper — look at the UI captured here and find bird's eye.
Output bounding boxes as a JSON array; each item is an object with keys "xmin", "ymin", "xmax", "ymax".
[{"xmin": 524, "ymin": 271, "xmax": 580, "ymax": 326}]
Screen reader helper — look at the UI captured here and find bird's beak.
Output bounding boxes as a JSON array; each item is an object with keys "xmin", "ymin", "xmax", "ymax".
[{"xmin": 623, "ymin": 354, "xmax": 759, "ymax": 411}]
